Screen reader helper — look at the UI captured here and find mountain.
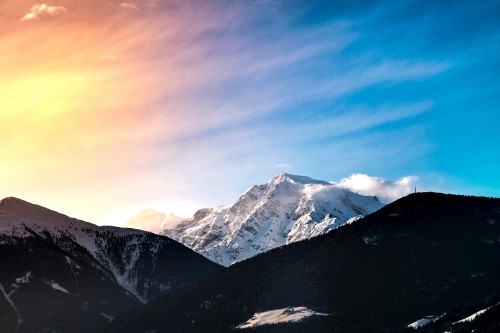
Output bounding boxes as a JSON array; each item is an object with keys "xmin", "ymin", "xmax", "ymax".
[
  {"xmin": 105, "ymin": 193, "xmax": 500, "ymax": 333},
  {"xmin": 124, "ymin": 209, "xmax": 185, "ymax": 234},
  {"xmin": 161, "ymin": 171, "xmax": 383, "ymax": 266},
  {"xmin": 0, "ymin": 197, "xmax": 222, "ymax": 333}
]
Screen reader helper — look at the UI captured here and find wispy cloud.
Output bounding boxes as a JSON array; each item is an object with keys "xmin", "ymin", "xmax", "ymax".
[
  {"xmin": 20, "ymin": 3, "xmax": 66, "ymax": 21},
  {"xmin": 3, "ymin": 0, "xmax": 497, "ymax": 225},
  {"xmin": 6, "ymin": 0, "xmax": 439, "ymax": 221},
  {"xmin": 143, "ymin": 0, "xmax": 159, "ymax": 8},
  {"xmin": 274, "ymin": 163, "xmax": 294, "ymax": 170},
  {"xmin": 253, "ymin": 0, "xmax": 282, "ymax": 5},
  {"xmin": 120, "ymin": 3, "xmax": 139, "ymax": 10},
  {"xmin": 102, "ymin": 55, "xmax": 117, "ymax": 61},
  {"xmin": 336, "ymin": 174, "xmax": 418, "ymax": 203},
  {"xmin": 272, "ymin": 102, "xmax": 433, "ymax": 143}
]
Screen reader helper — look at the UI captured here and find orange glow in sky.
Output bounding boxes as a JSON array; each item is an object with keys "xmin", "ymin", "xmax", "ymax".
[
  {"xmin": 0, "ymin": 0, "xmax": 196, "ymax": 223},
  {"xmin": 2, "ymin": 0, "xmax": 499, "ymax": 225}
]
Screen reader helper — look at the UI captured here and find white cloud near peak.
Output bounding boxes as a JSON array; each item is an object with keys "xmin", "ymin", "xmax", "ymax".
[
  {"xmin": 336, "ymin": 174, "xmax": 418, "ymax": 203},
  {"xmin": 21, "ymin": 3, "xmax": 66, "ymax": 21}
]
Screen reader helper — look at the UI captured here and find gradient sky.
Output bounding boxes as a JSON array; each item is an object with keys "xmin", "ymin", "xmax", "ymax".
[{"xmin": 1, "ymin": 0, "xmax": 499, "ymax": 226}]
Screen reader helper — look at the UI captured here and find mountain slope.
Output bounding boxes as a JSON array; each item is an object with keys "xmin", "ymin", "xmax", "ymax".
[
  {"xmin": 382, "ymin": 293, "xmax": 500, "ymax": 333},
  {"xmin": 0, "ymin": 197, "xmax": 222, "ymax": 333},
  {"xmin": 162, "ymin": 172, "xmax": 383, "ymax": 266},
  {"xmin": 105, "ymin": 193, "xmax": 500, "ymax": 333}
]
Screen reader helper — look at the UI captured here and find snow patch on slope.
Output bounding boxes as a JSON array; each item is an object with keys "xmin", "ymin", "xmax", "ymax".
[
  {"xmin": 101, "ymin": 312, "xmax": 115, "ymax": 322},
  {"xmin": 408, "ymin": 315, "xmax": 437, "ymax": 329},
  {"xmin": 0, "ymin": 282, "xmax": 22, "ymax": 330},
  {"xmin": 14, "ymin": 272, "xmax": 32, "ymax": 285},
  {"xmin": 43, "ymin": 280, "xmax": 70, "ymax": 294},
  {"xmin": 9, "ymin": 271, "xmax": 33, "ymax": 298},
  {"xmin": 236, "ymin": 307, "xmax": 330, "ymax": 329},
  {"xmin": 453, "ymin": 302, "xmax": 500, "ymax": 324}
]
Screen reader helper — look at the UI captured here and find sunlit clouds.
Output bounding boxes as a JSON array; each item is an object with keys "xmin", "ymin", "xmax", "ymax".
[
  {"xmin": 1, "ymin": 0, "xmax": 499, "ymax": 225},
  {"xmin": 20, "ymin": 3, "xmax": 66, "ymax": 21},
  {"xmin": 336, "ymin": 174, "xmax": 419, "ymax": 204}
]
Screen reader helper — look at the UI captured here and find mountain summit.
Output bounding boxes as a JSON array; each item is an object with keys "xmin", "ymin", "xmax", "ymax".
[
  {"xmin": 272, "ymin": 171, "xmax": 331, "ymax": 185},
  {"xmin": 0, "ymin": 196, "xmax": 81, "ymax": 226},
  {"xmin": 162, "ymin": 172, "xmax": 383, "ymax": 266}
]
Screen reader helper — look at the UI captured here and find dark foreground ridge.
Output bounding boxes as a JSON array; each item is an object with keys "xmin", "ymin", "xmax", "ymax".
[
  {"xmin": 105, "ymin": 193, "xmax": 500, "ymax": 333},
  {"xmin": 0, "ymin": 197, "xmax": 222, "ymax": 333}
]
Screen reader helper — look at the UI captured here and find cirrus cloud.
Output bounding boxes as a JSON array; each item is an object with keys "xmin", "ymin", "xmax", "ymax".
[
  {"xmin": 336, "ymin": 174, "xmax": 418, "ymax": 204},
  {"xmin": 120, "ymin": 3, "xmax": 139, "ymax": 10},
  {"xmin": 102, "ymin": 54, "xmax": 117, "ymax": 61},
  {"xmin": 20, "ymin": 3, "xmax": 66, "ymax": 21}
]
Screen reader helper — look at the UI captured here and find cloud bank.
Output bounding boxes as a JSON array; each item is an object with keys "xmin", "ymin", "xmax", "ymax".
[{"xmin": 336, "ymin": 174, "xmax": 418, "ymax": 204}]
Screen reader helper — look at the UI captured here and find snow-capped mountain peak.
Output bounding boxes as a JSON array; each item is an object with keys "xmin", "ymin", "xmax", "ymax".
[
  {"xmin": 162, "ymin": 172, "xmax": 384, "ymax": 266},
  {"xmin": 272, "ymin": 171, "xmax": 331, "ymax": 186}
]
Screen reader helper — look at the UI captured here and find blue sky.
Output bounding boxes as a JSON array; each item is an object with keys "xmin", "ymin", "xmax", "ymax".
[
  {"xmin": 176, "ymin": 0, "xmax": 499, "ymax": 198},
  {"xmin": 1, "ymin": 0, "xmax": 499, "ymax": 225}
]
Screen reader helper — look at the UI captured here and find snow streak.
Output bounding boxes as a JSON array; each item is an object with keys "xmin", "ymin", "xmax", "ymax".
[{"xmin": 0, "ymin": 282, "xmax": 21, "ymax": 330}]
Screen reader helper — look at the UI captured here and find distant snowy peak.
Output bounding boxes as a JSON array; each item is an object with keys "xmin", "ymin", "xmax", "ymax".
[
  {"xmin": 162, "ymin": 172, "xmax": 384, "ymax": 266},
  {"xmin": 125, "ymin": 209, "xmax": 185, "ymax": 234}
]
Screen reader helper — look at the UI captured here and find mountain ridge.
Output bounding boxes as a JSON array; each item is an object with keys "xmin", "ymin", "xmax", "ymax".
[
  {"xmin": 0, "ymin": 197, "xmax": 222, "ymax": 332},
  {"xmin": 161, "ymin": 172, "xmax": 384, "ymax": 266},
  {"xmin": 105, "ymin": 192, "xmax": 500, "ymax": 333}
]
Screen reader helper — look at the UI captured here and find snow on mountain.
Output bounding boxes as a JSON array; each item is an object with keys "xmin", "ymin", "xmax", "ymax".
[
  {"xmin": 453, "ymin": 302, "xmax": 499, "ymax": 324},
  {"xmin": 0, "ymin": 197, "xmax": 221, "ymax": 332},
  {"xmin": 124, "ymin": 209, "xmax": 185, "ymax": 234},
  {"xmin": 162, "ymin": 172, "xmax": 384, "ymax": 266},
  {"xmin": 407, "ymin": 315, "xmax": 437, "ymax": 329},
  {"xmin": 236, "ymin": 307, "xmax": 330, "ymax": 329},
  {"xmin": 0, "ymin": 198, "xmax": 221, "ymax": 303},
  {"xmin": 0, "ymin": 197, "xmax": 158, "ymax": 302}
]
